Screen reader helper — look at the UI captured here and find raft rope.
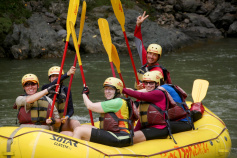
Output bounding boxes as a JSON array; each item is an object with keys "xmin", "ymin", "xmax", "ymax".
[
  {"xmin": 0, "ymin": 126, "xmax": 227, "ymax": 157},
  {"xmin": 204, "ymin": 109, "xmax": 226, "ymax": 126},
  {"xmin": 0, "ymin": 112, "xmax": 228, "ymax": 157}
]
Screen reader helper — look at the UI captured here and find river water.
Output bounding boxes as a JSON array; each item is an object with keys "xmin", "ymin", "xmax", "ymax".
[{"xmin": 0, "ymin": 38, "xmax": 236, "ymax": 157}]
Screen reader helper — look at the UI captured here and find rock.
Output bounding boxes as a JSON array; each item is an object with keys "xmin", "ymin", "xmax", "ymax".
[
  {"xmin": 220, "ymin": 13, "xmax": 236, "ymax": 30},
  {"xmin": 185, "ymin": 13, "xmax": 215, "ymax": 28},
  {"xmin": 57, "ymin": 29, "xmax": 67, "ymax": 38},
  {"xmin": 208, "ymin": 4, "xmax": 226, "ymax": 23},
  {"xmin": 49, "ymin": 2, "xmax": 67, "ymax": 15},
  {"xmin": 227, "ymin": 21, "xmax": 237, "ymax": 36},
  {"xmin": 1, "ymin": 1, "xmax": 237, "ymax": 59},
  {"xmin": 5, "ymin": 13, "xmax": 65, "ymax": 59},
  {"xmin": 11, "ymin": 44, "xmax": 29, "ymax": 60},
  {"xmin": 174, "ymin": 0, "xmax": 202, "ymax": 13},
  {"xmin": 182, "ymin": 26, "xmax": 223, "ymax": 38}
]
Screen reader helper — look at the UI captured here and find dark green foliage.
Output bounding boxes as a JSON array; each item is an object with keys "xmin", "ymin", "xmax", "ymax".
[{"xmin": 0, "ymin": 0, "xmax": 31, "ymax": 42}]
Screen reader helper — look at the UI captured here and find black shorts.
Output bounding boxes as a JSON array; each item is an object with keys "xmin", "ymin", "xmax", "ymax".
[
  {"xmin": 90, "ymin": 128, "xmax": 131, "ymax": 147},
  {"xmin": 141, "ymin": 127, "xmax": 169, "ymax": 140},
  {"xmin": 170, "ymin": 121, "xmax": 192, "ymax": 134}
]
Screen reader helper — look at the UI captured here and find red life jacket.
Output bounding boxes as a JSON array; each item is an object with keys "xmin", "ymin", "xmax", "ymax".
[
  {"xmin": 139, "ymin": 88, "xmax": 189, "ymax": 127},
  {"xmin": 139, "ymin": 101, "xmax": 167, "ymax": 127},
  {"xmin": 99, "ymin": 98, "xmax": 139, "ymax": 133}
]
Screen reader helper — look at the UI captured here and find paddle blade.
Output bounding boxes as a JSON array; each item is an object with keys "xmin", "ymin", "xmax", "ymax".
[
  {"xmin": 111, "ymin": 44, "xmax": 121, "ymax": 73},
  {"xmin": 78, "ymin": 0, "xmax": 86, "ymax": 45},
  {"xmin": 110, "ymin": 0, "xmax": 125, "ymax": 32},
  {"xmin": 69, "ymin": 21, "xmax": 82, "ymax": 66},
  {"xmin": 66, "ymin": 0, "xmax": 80, "ymax": 41},
  {"xmin": 111, "ymin": 0, "xmax": 125, "ymax": 31},
  {"xmin": 192, "ymin": 79, "xmax": 209, "ymax": 103},
  {"xmin": 98, "ymin": 18, "xmax": 112, "ymax": 61}
]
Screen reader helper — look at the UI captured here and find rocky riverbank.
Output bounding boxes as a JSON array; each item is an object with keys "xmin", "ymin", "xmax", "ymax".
[{"xmin": 1, "ymin": 0, "xmax": 236, "ymax": 59}]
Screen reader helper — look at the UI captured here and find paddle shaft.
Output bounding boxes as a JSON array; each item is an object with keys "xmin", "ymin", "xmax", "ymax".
[
  {"xmin": 63, "ymin": 53, "xmax": 78, "ymax": 118},
  {"xmin": 110, "ymin": 62, "xmax": 116, "ymax": 77},
  {"xmin": 118, "ymin": 73, "xmax": 125, "ymax": 88},
  {"xmin": 69, "ymin": 21, "xmax": 94, "ymax": 126},
  {"xmin": 123, "ymin": 31, "xmax": 139, "ymax": 84},
  {"xmin": 49, "ymin": 42, "xmax": 68, "ymax": 118},
  {"xmin": 63, "ymin": 0, "xmax": 87, "ymax": 119},
  {"xmin": 79, "ymin": 64, "xmax": 94, "ymax": 126}
]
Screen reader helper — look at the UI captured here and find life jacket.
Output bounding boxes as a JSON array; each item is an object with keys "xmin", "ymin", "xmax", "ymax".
[
  {"xmin": 48, "ymin": 85, "xmax": 67, "ymax": 118},
  {"xmin": 138, "ymin": 88, "xmax": 177, "ymax": 144},
  {"xmin": 137, "ymin": 63, "xmax": 172, "ymax": 86},
  {"xmin": 139, "ymin": 101, "xmax": 167, "ymax": 127},
  {"xmin": 13, "ymin": 95, "xmax": 53, "ymax": 125},
  {"xmin": 159, "ymin": 85, "xmax": 194, "ymax": 129},
  {"xmin": 99, "ymin": 97, "xmax": 139, "ymax": 139}
]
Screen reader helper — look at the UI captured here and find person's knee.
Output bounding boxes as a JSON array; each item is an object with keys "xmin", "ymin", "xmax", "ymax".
[
  {"xmin": 70, "ymin": 119, "xmax": 81, "ymax": 129},
  {"xmin": 61, "ymin": 131, "xmax": 73, "ymax": 137},
  {"xmin": 73, "ymin": 126, "xmax": 92, "ymax": 140}
]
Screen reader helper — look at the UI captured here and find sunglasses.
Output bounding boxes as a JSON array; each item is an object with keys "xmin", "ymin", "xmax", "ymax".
[
  {"xmin": 24, "ymin": 82, "xmax": 37, "ymax": 87},
  {"xmin": 143, "ymin": 81, "xmax": 156, "ymax": 85}
]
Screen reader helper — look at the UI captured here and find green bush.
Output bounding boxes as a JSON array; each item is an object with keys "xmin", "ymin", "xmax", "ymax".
[{"xmin": 0, "ymin": 17, "xmax": 12, "ymax": 33}]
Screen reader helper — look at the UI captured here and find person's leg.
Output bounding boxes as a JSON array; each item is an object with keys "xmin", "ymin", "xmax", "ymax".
[
  {"xmin": 140, "ymin": 127, "xmax": 169, "ymax": 141},
  {"xmin": 69, "ymin": 119, "xmax": 80, "ymax": 130},
  {"xmin": 60, "ymin": 131, "xmax": 73, "ymax": 137},
  {"xmin": 133, "ymin": 130, "xmax": 146, "ymax": 144},
  {"xmin": 170, "ymin": 121, "xmax": 192, "ymax": 134},
  {"xmin": 90, "ymin": 129, "xmax": 131, "ymax": 147},
  {"xmin": 61, "ymin": 119, "xmax": 80, "ymax": 131},
  {"xmin": 73, "ymin": 125, "xmax": 94, "ymax": 141}
]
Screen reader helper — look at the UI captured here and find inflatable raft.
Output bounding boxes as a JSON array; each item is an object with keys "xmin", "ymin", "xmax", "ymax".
[{"xmin": 0, "ymin": 102, "xmax": 231, "ymax": 158}]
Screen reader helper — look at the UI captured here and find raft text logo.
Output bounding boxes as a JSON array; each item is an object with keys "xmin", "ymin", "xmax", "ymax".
[
  {"xmin": 161, "ymin": 142, "xmax": 209, "ymax": 158},
  {"xmin": 50, "ymin": 135, "xmax": 78, "ymax": 150}
]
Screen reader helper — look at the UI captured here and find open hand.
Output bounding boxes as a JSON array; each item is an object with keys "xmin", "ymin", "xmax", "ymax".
[{"xmin": 136, "ymin": 11, "xmax": 149, "ymax": 27}]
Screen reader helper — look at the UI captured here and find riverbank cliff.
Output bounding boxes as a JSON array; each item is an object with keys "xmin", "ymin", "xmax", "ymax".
[{"xmin": 0, "ymin": 0, "xmax": 236, "ymax": 59}]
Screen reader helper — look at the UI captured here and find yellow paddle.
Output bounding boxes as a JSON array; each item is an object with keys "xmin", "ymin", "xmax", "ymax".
[
  {"xmin": 98, "ymin": 18, "xmax": 116, "ymax": 77},
  {"xmin": 192, "ymin": 79, "xmax": 209, "ymax": 103},
  {"xmin": 111, "ymin": 44, "xmax": 126, "ymax": 87},
  {"xmin": 111, "ymin": 0, "xmax": 139, "ymax": 84},
  {"xmin": 69, "ymin": 21, "xmax": 94, "ymax": 126},
  {"xmin": 78, "ymin": 0, "xmax": 86, "ymax": 45},
  {"xmin": 49, "ymin": 0, "xmax": 79, "ymax": 119},
  {"xmin": 63, "ymin": 0, "xmax": 87, "ymax": 121}
]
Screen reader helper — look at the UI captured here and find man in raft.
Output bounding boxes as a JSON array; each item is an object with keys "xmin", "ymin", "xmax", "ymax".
[
  {"xmin": 42, "ymin": 66, "xmax": 80, "ymax": 135},
  {"xmin": 134, "ymin": 11, "xmax": 172, "ymax": 90}
]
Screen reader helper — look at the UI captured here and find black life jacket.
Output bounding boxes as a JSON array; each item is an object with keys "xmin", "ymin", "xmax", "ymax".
[
  {"xmin": 137, "ymin": 63, "xmax": 172, "ymax": 84},
  {"xmin": 47, "ymin": 85, "xmax": 67, "ymax": 118}
]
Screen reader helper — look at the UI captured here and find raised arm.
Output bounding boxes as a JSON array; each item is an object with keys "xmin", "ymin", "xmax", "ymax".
[
  {"xmin": 123, "ymin": 88, "xmax": 162, "ymax": 103},
  {"xmin": 82, "ymin": 94, "xmax": 104, "ymax": 113},
  {"xmin": 26, "ymin": 85, "xmax": 58, "ymax": 103}
]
